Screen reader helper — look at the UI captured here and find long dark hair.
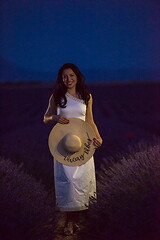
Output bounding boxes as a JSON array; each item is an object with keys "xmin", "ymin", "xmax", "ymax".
[{"xmin": 53, "ymin": 63, "xmax": 90, "ymax": 108}]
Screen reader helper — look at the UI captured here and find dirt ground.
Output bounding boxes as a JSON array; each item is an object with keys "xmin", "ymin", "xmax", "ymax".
[{"xmin": 54, "ymin": 211, "xmax": 86, "ymax": 240}]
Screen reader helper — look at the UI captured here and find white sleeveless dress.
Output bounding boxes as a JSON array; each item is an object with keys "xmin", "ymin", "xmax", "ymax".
[{"xmin": 54, "ymin": 92, "xmax": 96, "ymax": 212}]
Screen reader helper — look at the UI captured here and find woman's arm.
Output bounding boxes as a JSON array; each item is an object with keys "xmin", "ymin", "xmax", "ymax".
[
  {"xmin": 43, "ymin": 94, "xmax": 69, "ymax": 124},
  {"xmin": 85, "ymin": 94, "xmax": 102, "ymax": 147},
  {"xmin": 43, "ymin": 94, "xmax": 56, "ymax": 123}
]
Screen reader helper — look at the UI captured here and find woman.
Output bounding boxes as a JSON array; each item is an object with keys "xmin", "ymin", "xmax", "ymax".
[{"xmin": 43, "ymin": 63, "xmax": 102, "ymax": 235}]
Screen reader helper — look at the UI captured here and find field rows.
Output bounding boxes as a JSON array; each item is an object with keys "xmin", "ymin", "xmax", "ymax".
[{"xmin": 0, "ymin": 82, "xmax": 159, "ymax": 188}]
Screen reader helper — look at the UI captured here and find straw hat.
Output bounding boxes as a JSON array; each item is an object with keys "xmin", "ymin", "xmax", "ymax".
[{"xmin": 48, "ymin": 118, "xmax": 96, "ymax": 166}]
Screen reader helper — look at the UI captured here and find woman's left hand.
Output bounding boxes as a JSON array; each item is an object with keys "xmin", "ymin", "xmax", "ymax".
[{"xmin": 93, "ymin": 138, "xmax": 102, "ymax": 149}]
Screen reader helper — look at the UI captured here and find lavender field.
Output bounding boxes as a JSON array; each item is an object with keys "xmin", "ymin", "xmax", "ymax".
[
  {"xmin": 0, "ymin": 81, "xmax": 160, "ymax": 240},
  {"xmin": 0, "ymin": 81, "xmax": 159, "ymax": 186}
]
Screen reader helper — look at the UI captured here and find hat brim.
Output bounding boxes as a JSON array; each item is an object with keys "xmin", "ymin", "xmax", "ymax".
[{"xmin": 48, "ymin": 118, "xmax": 96, "ymax": 166}]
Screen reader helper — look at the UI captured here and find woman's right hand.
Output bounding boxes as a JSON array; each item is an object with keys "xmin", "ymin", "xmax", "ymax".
[{"xmin": 54, "ymin": 115, "xmax": 69, "ymax": 124}]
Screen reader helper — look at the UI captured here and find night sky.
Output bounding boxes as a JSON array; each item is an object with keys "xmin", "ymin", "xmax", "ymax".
[{"xmin": 0, "ymin": 0, "xmax": 160, "ymax": 82}]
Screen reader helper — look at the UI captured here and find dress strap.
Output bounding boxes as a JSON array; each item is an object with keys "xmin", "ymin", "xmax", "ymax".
[{"xmin": 66, "ymin": 92, "xmax": 85, "ymax": 104}]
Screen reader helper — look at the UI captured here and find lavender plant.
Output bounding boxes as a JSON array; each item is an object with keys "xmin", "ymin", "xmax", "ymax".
[
  {"xmin": 0, "ymin": 156, "xmax": 55, "ymax": 240},
  {"xmin": 79, "ymin": 138, "xmax": 160, "ymax": 240}
]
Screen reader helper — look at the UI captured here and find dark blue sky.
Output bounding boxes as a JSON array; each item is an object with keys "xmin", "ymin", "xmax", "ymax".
[{"xmin": 0, "ymin": 0, "xmax": 160, "ymax": 82}]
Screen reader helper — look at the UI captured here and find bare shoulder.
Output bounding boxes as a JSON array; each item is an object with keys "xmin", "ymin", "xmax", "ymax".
[
  {"xmin": 49, "ymin": 93, "xmax": 54, "ymax": 101},
  {"xmin": 88, "ymin": 93, "xmax": 93, "ymax": 104},
  {"xmin": 44, "ymin": 93, "xmax": 56, "ymax": 118},
  {"xmin": 49, "ymin": 94, "xmax": 55, "ymax": 106}
]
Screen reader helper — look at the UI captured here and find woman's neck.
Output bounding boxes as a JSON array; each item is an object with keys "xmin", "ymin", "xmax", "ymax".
[{"xmin": 67, "ymin": 88, "xmax": 77, "ymax": 97}]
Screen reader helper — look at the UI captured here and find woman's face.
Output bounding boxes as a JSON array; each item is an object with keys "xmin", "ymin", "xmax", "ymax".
[{"xmin": 62, "ymin": 68, "xmax": 78, "ymax": 90}]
